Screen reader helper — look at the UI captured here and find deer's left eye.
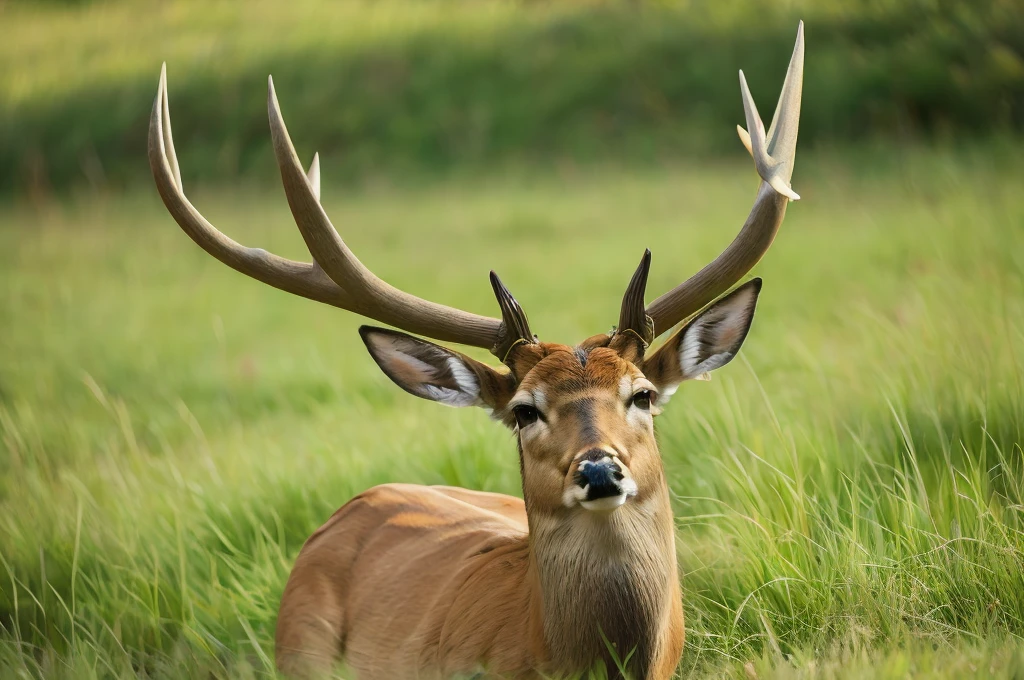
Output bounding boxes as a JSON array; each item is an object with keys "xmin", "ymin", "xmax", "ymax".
[
  {"xmin": 629, "ymin": 390, "xmax": 653, "ymax": 410},
  {"xmin": 512, "ymin": 404, "xmax": 541, "ymax": 428}
]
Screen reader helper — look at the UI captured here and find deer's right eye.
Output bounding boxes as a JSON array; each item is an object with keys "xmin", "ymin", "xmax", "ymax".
[
  {"xmin": 512, "ymin": 405, "xmax": 540, "ymax": 429},
  {"xmin": 629, "ymin": 390, "xmax": 653, "ymax": 411}
]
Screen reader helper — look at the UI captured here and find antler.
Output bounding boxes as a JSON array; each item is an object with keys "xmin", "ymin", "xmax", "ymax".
[
  {"xmin": 148, "ymin": 65, "xmax": 506, "ymax": 351},
  {"xmin": 489, "ymin": 272, "xmax": 537, "ymax": 362},
  {"xmin": 645, "ymin": 21, "xmax": 804, "ymax": 336},
  {"xmin": 616, "ymin": 249, "xmax": 654, "ymax": 346}
]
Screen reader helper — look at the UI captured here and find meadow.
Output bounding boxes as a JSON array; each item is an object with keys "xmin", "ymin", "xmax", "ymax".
[
  {"xmin": 3, "ymin": 0, "xmax": 1024, "ymax": 677},
  {"xmin": 2, "ymin": 143, "xmax": 1023, "ymax": 678}
]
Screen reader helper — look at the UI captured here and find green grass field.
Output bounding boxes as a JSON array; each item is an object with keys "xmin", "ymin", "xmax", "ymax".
[{"xmin": 1, "ymin": 143, "xmax": 1023, "ymax": 677}]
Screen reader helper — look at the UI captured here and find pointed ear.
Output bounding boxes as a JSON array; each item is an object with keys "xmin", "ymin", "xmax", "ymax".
[
  {"xmin": 359, "ymin": 327, "xmax": 516, "ymax": 411},
  {"xmin": 641, "ymin": 279, "xmax": 761, "ymax": 401}
]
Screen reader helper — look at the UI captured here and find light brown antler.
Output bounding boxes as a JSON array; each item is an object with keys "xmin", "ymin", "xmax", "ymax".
[
  {"xmin": 148, "ymin": 66, "xmax": 505, "ymax": 350},
  {"xmin": 645, "ymin": 21, "xmax": 804, "ymax": 336}
]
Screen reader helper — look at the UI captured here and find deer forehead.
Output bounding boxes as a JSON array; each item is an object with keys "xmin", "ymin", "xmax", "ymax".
[{"xmin": 513, "ymin": 348, "xmax": 644, "ymax": 408}]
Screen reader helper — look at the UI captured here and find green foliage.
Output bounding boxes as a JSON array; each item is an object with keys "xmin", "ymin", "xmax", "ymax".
[
  {"xmin": 1, "ymin": 144, "xmax": 1023, "ymax": 677},
  {"xmin": 1, "ymin": 0, "xmax": 1022, "ymax": 193}
]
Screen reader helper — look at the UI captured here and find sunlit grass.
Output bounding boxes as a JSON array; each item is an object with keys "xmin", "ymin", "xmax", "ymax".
[{"xmin": 1, "ymin": 145, "xmax": 1023, "ymax": 677}]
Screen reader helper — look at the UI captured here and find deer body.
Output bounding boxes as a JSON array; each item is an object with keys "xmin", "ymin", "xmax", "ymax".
[
  {"xmin": 276, "ymin": 484, "xmax": 543, "ymax": 678},
  {"xmin": 148, "ymin": 23, "xmax": 804, "ymax": 680},
  {"xmin": 277, "ymin": 482, "xmax": 683, "ymax": 679}
]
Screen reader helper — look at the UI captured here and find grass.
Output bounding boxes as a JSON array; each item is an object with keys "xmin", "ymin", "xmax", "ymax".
[
  {"xmin": 2, "ymin": 0, "xmax": 1022, "ymax": 192},
  {"xmin": 1, "ymin": 142, "xmax": 1023, "ymax": 677}
]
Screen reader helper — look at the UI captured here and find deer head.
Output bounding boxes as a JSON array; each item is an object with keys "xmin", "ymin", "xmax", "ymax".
[{"xmin": 356, "ymin": 262, "xmax": 764, "ymax": 522}]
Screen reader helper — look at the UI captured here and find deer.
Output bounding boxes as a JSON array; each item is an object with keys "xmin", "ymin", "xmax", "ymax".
[{"xmin": 148, "ymin": 23, "xmax": 804, "ymax": 680}]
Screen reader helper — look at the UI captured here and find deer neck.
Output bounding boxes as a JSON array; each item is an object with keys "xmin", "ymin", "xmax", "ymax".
[{"xmin": 525, "ymin": 481, "xmax": 677, "ymax": 679}]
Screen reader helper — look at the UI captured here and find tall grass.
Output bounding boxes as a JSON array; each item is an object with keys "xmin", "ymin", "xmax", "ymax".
[{"xmin": 1, "ymin": 144, "xmax": 1022, "ymax": 677}]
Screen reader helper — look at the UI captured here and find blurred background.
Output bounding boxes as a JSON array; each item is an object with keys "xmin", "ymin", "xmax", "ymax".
[{"xmin": 1, "ymin": 1, "xmax": 1023, "ymax": 678}]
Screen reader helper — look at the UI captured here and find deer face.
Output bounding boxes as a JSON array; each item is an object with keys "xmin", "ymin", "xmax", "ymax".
[
  {"xmin": 506, "ymin": 346, "xmax": 655, "ymax": 515},
  {"xmin": 359, "ymin": 278, "xmax": 762, "ymax": 518}
]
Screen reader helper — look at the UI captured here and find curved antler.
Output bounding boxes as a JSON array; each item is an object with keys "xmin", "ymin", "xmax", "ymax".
[
  {"xmin": 148, "ymin": 66, "xmax": 505, "ymax": 351},
  {"xmin": 645, "ymin": 21, "xmax": 804, "ymax": 336}
]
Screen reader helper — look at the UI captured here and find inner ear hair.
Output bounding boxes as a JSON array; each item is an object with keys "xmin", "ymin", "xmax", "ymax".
[
  {"xmin": 359, "ymin": 326, "xmax": 516, "ymax": 410},
  {"xmin": 640, "ymin": 279, "xmax": 762, "ymax": 394},
  {"xmin": 677, "ymin": 278, "xmax": 761, "ymax": 379}
]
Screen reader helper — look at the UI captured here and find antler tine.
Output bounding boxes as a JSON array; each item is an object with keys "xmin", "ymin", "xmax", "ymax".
[
  {"xmin": 158, "ymin": 64, "xmax": 183, "ymax": 192},
  {"xmin": 265, "ymin": 77, "xmax": 502, "ymax": 348},
  {"xmin": 307, "ymin": 152, "xmax": 321, "ymax": 202},
  {"xmin": 765, "ymin": 20, "xmax": 804, "ymax": 165},
  {"xmin": 645, "ymin": 22, "xmax": 804, "ymax": 337},
  {"xmin": 616, "ymin": 249, "xmax": 654, "ymax": 346},
  {"xmin": 489, "ymin": 271, "xmax": 536, "ymax": 362}
]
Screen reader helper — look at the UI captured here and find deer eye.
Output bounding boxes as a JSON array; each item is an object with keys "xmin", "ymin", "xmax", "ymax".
[
  {"xmin": 629, "ymin": 390, "xmax": 653, "ymax": 411},
  {"xmin": 512, "ymin": 404, "xmax": 540, "ymax": 428}
]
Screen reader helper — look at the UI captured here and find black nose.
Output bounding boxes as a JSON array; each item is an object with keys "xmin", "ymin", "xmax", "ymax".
[{"xmin": 574, "ymin": 450, "xmax": 625, "ymax": 500}]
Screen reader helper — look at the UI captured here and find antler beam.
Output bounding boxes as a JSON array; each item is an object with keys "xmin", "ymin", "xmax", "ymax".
[{"xmin": 148, "ymin": 66, "xmax": 504, "ymax": 350}]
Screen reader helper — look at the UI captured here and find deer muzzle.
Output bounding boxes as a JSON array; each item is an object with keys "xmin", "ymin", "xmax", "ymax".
[{"xmin": 564, "ymin": 448, "xmax": 638, "ymax": 511}]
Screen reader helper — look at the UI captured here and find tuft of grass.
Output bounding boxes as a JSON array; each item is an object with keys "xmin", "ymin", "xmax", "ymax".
[{"xmin": 1, "ymin": 144, "xmax": 1023, "ymax": 677}]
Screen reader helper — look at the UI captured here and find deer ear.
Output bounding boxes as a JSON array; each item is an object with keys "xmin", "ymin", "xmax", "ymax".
[
  {"xmin": 359, "ymin": 327, "xmax": 514, "ymax": 410},
  {"xmin": 641, "ymin": 279, "xmax": 761, "ymax": 403}
]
